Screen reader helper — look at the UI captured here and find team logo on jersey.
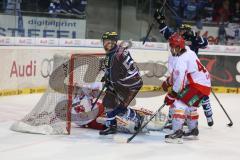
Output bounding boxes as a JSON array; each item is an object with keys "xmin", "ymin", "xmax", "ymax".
[{"xmin": 74, "ymin": 105, "xmax": 85, "ymax": 113}]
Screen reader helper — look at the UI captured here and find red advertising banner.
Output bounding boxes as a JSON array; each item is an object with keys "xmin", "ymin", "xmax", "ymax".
[{"xmin": 199, "ymin": 54, "xmax": 240, "ymax": 87}]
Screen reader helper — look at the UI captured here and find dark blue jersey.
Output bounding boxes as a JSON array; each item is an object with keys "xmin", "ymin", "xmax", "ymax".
[
  {"xmin": 103, "ymin": 45, "xmax": 142, "ymax": 91},
  {"xmin": 159, "ymin": 25, "xmax": 208, "ymax": 55}
]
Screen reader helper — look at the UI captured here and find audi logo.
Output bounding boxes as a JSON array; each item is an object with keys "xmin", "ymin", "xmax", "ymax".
[
  {"xmin": 140, "ymin": 60, "xmax": 168, "ymax": 78},
  {"xmin": 41, "ymin": 58, "xmax": 54, "ymax": 78}
]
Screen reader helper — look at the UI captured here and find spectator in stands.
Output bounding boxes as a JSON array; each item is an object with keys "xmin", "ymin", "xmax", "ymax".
[
  {"xmin": 183, "ymin": 0, "xmax": 197, "ymax": 20},
  {"xmin": 196, "ymin": 15, "xmax": 203, "ymax": 30},
  {"xmin": 171, "ymin": 0, "xmax": 184, "ymax": 17},
  {"xmin": 232, "ymin": 0, "xmax": 240, "ymax": 22},
  {"xmin": 203, "ymin": 0, "xmax": 214, "ymax": 21},
  {"xmin": 5, "ymin": 0, "xmax": 21, "ymax": 15},
  {"xmin": 49, "ymin": 0, "xmax": 87, "ymax": 17},
  {"xmin": 218, "ymin": 20, "xmax": 227, "ymax": 45},
  {"xmin": 49, "ymin": 0, "xmax": 61, "ymax": 16},
  {"xmin": 71, "ymin": 0, "xmax": 87, "ymax": 15},
  {"xmin": 213, "ymin": 0, "xmax": 231, "ymax": 23}
]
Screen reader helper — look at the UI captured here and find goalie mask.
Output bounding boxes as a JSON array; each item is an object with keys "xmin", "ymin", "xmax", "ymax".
[{"xmin": 101, "ymin": 31, "xmax": 119, "ymax": 52}]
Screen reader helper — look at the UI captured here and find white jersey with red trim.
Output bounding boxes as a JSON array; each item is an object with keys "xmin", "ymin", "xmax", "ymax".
[
  {"xmin": 167, "ymin": 54, "xmax": 178, "ymax": 85},
  {"xmin": 168, "ymin": 54, "xmax": 177, "ymax": 74},
  {"xmin": 71, "ymin": 82, "xmax": 103, "ymax": 126},
  {"xmin": 171, "ymin": 46, "xmax": 211, "ymax": 95}
]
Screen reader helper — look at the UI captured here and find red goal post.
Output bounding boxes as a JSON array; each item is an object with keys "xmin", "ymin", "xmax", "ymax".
[{"xmin": 66, "ymin": 53, "xmax": 106, "ymax": 134}]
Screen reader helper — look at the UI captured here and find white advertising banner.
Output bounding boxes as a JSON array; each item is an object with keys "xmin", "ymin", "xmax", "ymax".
[
  {"xmin": 0, "ymin": 37, "xmax": 240, "ymax": 96},
  {"xmin": 0, "ymin": 45, "xmax": 169, "ymax": 94},
  {"xmin": 0, "ymin": 37, "xmax": 169, "ymax": 50},
  {"xmin": 0, "ymin": 14, "xmax": 86, "ymax": 38}
]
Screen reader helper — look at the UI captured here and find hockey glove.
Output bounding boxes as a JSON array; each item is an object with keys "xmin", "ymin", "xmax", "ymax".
[
  {"xmin": 161, "ymin": 77, "xmax": 172, "ymax": 92},
  {"xmin": 101, "ymin": 75, "xmax": 107, "ymax": 82},
  {"xmin": 164, "ymin": 91, "xmax": 178, "ymax": 105},
  {"xmin": 101, "ymin": 75, "xmax": 111, "ymax": 89},
  {"xmin": 153, "ymin": 9, "xmax": 165, "ymax": 24}
]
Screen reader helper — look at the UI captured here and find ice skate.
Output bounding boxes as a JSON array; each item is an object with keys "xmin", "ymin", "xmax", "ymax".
[
  {"xmin": 165, "ymin": 130, "xmax": 184, "ymax": 144},
  {"xmin": 207, "ymin": 117, "xmax": 214, "ymax": 127},
  {"xmin": 183, "ymin": 128, "xmax": 199, "ymax": 140},
  {"xmin": 99, "ymin": 125, "xmax": 117, "ymax": 135}
]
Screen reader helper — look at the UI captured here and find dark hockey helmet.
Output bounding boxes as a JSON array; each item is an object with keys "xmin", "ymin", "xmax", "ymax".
[
  {"xmin": 179, "ymin": 24, "xmax": 192, "ymax": 31},
  {"xmin": 169, "ymin": 33, "xmax": 185, "ymax": 49},
  {"xmin": 101, "ymin": 31, "xmax": 119, "ymax": 42},
  {"xmin": 179, "ymin": 24, "xmax": 194, "ymax": 40}
]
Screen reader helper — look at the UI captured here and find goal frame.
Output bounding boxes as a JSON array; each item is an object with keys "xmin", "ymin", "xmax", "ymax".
[{"xmin": 67, "ymin": 53, "xmax": 106, "ymax": 134}]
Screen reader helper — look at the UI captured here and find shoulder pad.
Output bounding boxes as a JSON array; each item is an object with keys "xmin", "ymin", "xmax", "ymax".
[{"xmin": 115, "ymin": 46, "xmax": 129, "ymax": 60}]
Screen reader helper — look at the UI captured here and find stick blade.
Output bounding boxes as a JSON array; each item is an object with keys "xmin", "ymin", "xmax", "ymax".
[
  {"xmin": 227, "ymin": 122, "xmax": 233, "ymax": 127},
  {"xmin": 113, "ymin": 134, "xmax": 129, "ymax": 143}
]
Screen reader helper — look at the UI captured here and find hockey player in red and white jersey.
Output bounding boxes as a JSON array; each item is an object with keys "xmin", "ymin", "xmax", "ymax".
[
  {"xmin": 71, "ymin": 82, "xmax": 105, "ymax": 130},
  {"xmin": 163, "ymin": 33, "xmax": 211, "ymax": 143},
  {"xmin": 71, "ymin": 82, "xmax": 158, "ymax": 133}
]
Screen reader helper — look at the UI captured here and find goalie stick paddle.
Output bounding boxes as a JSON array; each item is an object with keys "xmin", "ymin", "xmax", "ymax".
[
  {"xmin": 142, "ymin": 0, "xmax": 166, "ymax": 45},
  {"xmin": 211, "ymin": 90, "xmax": 233, "ymax": 127},
  {"xmin": 114, "ymin": 103, "xmax": 166, "ymax": 143}
]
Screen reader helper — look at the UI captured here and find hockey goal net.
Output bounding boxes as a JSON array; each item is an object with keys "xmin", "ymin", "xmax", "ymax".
[{"xmin": 10, "ymin": 53, "xmax": 105, "ymax": 135}]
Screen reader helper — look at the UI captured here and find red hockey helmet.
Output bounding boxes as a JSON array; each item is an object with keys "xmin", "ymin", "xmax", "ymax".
[{"xmin": 168, "ymin": 33, "xmax": 185, "ymax": 49}]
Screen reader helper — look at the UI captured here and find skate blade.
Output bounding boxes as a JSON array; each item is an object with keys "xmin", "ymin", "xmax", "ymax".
[
  {"xmin": 165, "ymin": 138, "xmax": 183, "ymax": 144},
  {"xmin": 183, "ymin": 135, "xmax": 199, "ymax": 140}
]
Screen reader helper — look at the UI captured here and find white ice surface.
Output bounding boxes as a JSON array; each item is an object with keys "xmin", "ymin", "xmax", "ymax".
[{"xmin": 0, "ymin": 93, "xmax": 240, "ymax": 160}]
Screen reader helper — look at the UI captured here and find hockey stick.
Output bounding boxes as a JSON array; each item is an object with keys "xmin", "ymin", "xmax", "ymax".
[
  {"xmin": 142, "ymin": 23, "xmax": 155, "ymax": 45},
  {"xmin": 114, "ymin": 103, "xmax": 166, "ymax": 143},
  {"xmin": 165, "ymin": 1, "xmax": 181, "ymax": 18},
  {"xmin": 147, "ymin": 119, "xmax": 169, "ymax": 132},
  {"xmin": 142, "ymin": 0, "xmax": 166, "ymax": 45},
  {"xmin": 211, "ymin": 90, "xmax": 233, "ymax": 127},
  {"xmin": 91, "ymin": 84, "xmax": 106, "ymax": 110}
]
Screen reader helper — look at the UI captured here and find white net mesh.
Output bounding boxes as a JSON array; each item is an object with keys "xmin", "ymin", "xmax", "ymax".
[{"xmin": 10, "ymin": 53, "xmax": 105, "ymax": 135}]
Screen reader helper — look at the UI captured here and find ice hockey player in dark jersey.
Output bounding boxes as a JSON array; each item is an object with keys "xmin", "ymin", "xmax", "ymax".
[
  {"xmin": 99, "ymin": 31, "xmax": 143, "ymax": 135},
  {"xmin": 154, "ymin": 9, "xmax": 214, "ymax": 127}
]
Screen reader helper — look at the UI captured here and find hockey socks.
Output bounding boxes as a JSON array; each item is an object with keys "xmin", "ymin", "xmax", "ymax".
[{"xmin": 202, "ymin": 96, "xmax": 214, "ymax": 126}]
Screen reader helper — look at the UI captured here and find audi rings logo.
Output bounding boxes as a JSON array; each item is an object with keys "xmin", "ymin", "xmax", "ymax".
[
  {"xmin": 41, "ymin": 58, "xmax": 54, "ymax": 78},
  {"xmin": 140, "ymin": 60, "xmax": 168, "ymax": 78}
]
